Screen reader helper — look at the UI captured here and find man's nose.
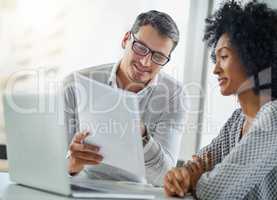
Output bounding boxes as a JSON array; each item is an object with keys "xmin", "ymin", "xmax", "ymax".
[{"xmin": 140, "ymin": 53, "xmax": 152, "ymax": 67}]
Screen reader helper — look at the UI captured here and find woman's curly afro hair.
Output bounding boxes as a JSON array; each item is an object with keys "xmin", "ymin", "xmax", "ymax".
[{"xmin": 203, "ymin": 0, "xmax": 277, "ymax": 99}]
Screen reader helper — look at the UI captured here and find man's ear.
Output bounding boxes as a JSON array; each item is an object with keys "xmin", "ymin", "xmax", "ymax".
[{"xmin": 121, "ymin": 32, "xmax": 131, "ymax": 49}]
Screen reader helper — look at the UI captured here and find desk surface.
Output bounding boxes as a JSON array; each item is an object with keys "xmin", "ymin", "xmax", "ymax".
[{"xmin": 0, "ymin": 173, "xmax": 194, "ymax": 200}]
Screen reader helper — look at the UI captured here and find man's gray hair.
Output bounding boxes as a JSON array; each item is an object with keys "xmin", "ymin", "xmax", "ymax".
[{"xmin": 131, "ymin": 10, "xmax": 179, "ymax": 52}]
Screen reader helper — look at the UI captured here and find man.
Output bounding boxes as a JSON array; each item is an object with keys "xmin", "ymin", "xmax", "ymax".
[{"xmin": 64, "ymin": 10, "xmax": 187, "ymax": 186}]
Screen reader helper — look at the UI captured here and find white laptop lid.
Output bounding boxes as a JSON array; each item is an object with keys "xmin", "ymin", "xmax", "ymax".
[{"xmin": 3, "ymin": 90, "xmax": 71, "ymax": 196}]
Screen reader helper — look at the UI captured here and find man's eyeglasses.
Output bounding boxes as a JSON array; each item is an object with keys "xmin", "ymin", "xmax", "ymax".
[{"xmin": 130, "ymin": 32, "xmax": 170, "ymax": 66}]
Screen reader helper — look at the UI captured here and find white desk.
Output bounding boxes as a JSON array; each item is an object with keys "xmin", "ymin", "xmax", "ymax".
[{"xmin": 0, "ymin": 173, "xmax": 194, "ymax": 200}]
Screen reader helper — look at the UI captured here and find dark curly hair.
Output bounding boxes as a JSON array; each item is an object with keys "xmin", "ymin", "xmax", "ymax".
[{"xmin": 203, "ymin": 0, "xmax": 277, "ymax": 99}]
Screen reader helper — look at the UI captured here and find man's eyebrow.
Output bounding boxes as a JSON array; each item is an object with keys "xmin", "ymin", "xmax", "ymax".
[{"xmin": 135, "ymin": 37, "xmax": 168, "ymax": 57}]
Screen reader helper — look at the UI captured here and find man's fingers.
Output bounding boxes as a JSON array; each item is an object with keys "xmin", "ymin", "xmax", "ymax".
[
  {"xmin": 73, "ymin": 131, "xmax": 89, "ymax": 143},
  {"xmin": 75, "ymin": 157, "xmax": 102, "ymax": 166},
  {"xmin": 70, "ymin": 142, "xmax": 100, "ymax": 153},
  {"xmin": 71, "ymin": 151, "xmax": 103, "ymax": 162}
]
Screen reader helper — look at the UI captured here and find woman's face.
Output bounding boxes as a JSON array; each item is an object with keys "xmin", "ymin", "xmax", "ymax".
[{"xmin": 213, "ymin": 33, "xmax": 249, "ymax": 96}]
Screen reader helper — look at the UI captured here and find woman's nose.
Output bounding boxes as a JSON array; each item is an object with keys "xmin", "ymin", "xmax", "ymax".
[{"xmin": 213, "ymin": 62, "xmax": 221, "ymax": 75}]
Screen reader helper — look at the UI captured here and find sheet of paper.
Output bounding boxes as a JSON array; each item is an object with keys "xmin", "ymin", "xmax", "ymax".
[{"xmin": 74, "ymin": 73, "xmax": 145, "ymax": 182}]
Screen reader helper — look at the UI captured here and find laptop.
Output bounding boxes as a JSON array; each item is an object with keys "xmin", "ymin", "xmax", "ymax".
[{"xmin": 3, "ymin": 86, "xmax": 155, "ymax": 199}]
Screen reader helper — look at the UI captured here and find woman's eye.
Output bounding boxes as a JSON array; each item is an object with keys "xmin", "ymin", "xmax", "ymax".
[{"xmin": 221, "ymin": 55, "xmax": 228, "ymax": 60}]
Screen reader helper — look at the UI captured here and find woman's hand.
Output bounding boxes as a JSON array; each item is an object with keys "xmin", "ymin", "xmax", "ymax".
[
  {"xmin": 164, "ymin": 155, "xmax": 205, "ymax": 197},
  {"xmin": 164, "ymin": 166, "xmax": 191, "ymax": 197}
]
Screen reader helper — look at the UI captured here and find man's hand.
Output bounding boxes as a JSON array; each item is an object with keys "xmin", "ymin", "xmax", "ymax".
[
  {"xmin": 140, "ymin": 122, "xmax": 146, "ymax": 137},
  {"xmin": 68, "ymin": 131, "xmax": 103, "ymax": 175}
]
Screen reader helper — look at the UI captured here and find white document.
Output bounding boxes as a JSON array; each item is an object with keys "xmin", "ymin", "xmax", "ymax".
[{"xmin": 74, "ymin": 73, "xmax": 146, "ymax": 183}]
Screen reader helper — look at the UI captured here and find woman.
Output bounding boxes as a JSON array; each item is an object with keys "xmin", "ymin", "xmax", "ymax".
[{"xmin": 164, "ymin": 1, "xmax": 277, "ymax": 199}]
